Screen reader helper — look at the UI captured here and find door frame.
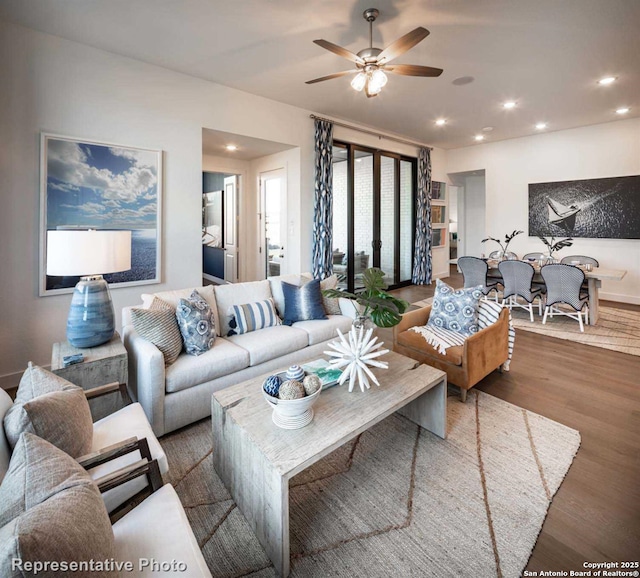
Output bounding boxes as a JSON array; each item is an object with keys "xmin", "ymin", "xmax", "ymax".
[
  {"xmin": 259, "ymin": 167, "xmax": 287, "ymax": 279},
  {"xmin": 335, "ymin": 140, "xmax": 417, "ymax": 292}
]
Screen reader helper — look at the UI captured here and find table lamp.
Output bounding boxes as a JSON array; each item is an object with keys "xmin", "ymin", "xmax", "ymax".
[{"xmin": 47, "ymin": 230, "xmax": 132, "ymax": 348}]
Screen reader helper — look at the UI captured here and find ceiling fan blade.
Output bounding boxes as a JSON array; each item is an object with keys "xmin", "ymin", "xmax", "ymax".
[
  {"xmin": 305, "ymin": 70, "xmax": 357, "ymax": 84},
  {"xmin": 313, "ymin": 39, "xmax": 364, "ymax": 64},
  {"xmin": 386, "ymin": 64, "xmax": 443, "ymax": 77},
  {"xmin": 377, "ymin": 27, "xmax": 430, "ymax": 64}
]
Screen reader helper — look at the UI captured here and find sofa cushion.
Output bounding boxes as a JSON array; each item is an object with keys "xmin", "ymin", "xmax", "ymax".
[
  {"xmin": 113, "ymin": 484, "xmax": 211, "ymax": 578},
  {"xmin": 4, "ymin": 381, "xmax": 93, "ymax": 458},
  {"xmin": 293, "ymin": 315, "xmax": 354, "ymax": 346},
  {"xmin": 227, "ymin": 325, "xmax": 309, "ymax": 366},
  {"xmin": 131, "ymin": 299, "xmax": 183, "ymax": 365},
  {"xmin": 176, "ymin": 290, "xmax": 216, "ymax": 355},
  {"xmin": 165, "ymin": 338, "xmax": 250, "ymax": 393},
  {"xmin": 282, "ymin": 279, "xmax": 327, "ymax": 325},
  {"xmin": 396, "ymin": 329, "xmax": 464, "ymax": 366},
  {"xmin": 90, "ymin": 403, "xmax": 169, "ymax": 513},
  {"xmin": 227, "ymin": 298, "xmax": 281, "ymax": 336},
  {"xmin": 0, "ymin": 434, "xmax": 116, "ymax": 578},
  {"xmin": 214, "ymin": 280, "xmax": 272, "ymax": 337},
  {"xmin": 427, "ymin": 279, "xmax": 482, "ymax": 336},
  {"xmin": 142, "ymin": 285, "xmax": 219, "ymax": 335}
]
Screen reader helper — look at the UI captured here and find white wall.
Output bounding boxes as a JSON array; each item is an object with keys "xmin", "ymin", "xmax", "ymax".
[
  {"xmin": 447, "ymin": 119, "xmax": 640, "ymax": 303},
  {"xmin": 0, "ymin": 21, "xmax": 318, "ymax": 387},
  {"xmin": 462, "ymin": 176, "xmax": 487, "ymax": 258}
]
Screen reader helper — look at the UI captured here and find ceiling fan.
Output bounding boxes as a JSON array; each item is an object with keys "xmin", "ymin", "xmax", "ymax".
[{"xmin": 306, "ymin": 8, "xmax": 443, "ymax": 98}]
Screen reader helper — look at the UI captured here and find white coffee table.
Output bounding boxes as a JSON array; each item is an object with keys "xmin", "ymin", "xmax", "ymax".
[{"xmin": 211, "ymin": 351, "xmax": 447, "ymax": 577}]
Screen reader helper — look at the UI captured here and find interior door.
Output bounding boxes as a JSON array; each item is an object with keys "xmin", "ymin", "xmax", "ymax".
[
  {"xmin": 223, "ymin": 175, "xmax": 239, "ymax": 283},
  {"xmin": 261, "ymin": 169, "xmax": 287, "ymax": 278}
]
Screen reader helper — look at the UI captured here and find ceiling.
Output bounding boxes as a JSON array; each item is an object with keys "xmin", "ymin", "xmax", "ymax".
[
  {"xmin": 202, "ymin": 129, "xmax": 295, "ymax": 161},
  {"xmin": 2, "ymin": 0, "xmax": 639, "ymax": 149}
]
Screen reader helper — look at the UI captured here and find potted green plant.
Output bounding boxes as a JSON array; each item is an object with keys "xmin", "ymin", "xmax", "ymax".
[
  {"xmin": 322, "ymin": 267, "xmax": 410, "ymax": 328},
  {"xmin": 538, "ymin": 236, "xmax": 573, "ymax": 262},
  {"xmin": 481, "ymin": 230, "xmax": 523, "ymax": 259}
]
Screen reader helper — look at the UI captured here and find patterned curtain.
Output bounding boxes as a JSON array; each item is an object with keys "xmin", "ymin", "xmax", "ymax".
[
  {"xmin": 311, "ymin": 119, "xmax": 334, "ymax": 279},
  {"xmin": 412, "ymin": 147, "xmax": 433, "ymax": 285}
]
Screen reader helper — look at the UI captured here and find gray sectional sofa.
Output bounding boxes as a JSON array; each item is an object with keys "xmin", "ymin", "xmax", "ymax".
[{"xmin": 122, "ymin": 274, "xmax": 356, "ymax": 436}]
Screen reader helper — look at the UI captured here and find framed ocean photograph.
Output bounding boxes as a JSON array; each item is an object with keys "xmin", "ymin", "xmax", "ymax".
[{"xmin": 40, "ymin": 133, "xmax": 162, "ymax": 295}]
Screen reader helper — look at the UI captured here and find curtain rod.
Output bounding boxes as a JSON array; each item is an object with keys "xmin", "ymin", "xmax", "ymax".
[{"xmin": 310, "ymin": 114, "xmax": 433, "ymax": 151}]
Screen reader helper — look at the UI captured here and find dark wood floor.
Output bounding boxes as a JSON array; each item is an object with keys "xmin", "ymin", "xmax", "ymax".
[{"xmin": 386, "ymin": 267, "xmax": 640, "ymax": 573}]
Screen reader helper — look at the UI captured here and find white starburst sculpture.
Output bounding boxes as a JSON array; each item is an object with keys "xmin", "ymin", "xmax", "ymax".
[{"xmin": 324, "ymin": 326, "xmax": 389, "ymax": 392}]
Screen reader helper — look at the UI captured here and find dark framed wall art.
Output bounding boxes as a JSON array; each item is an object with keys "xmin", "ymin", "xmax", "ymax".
[
  {"xmin": 40, "ymin": 133, "xmax": 163, "ymax": 295},
  {"xmin": 528, "ymin": 174, "xmax": 640, "ymax": 239}
]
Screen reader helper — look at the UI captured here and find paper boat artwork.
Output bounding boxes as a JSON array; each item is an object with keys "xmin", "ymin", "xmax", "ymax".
[{"xmin": 547, "ymin": 198, "xmax": 580, "ymax": 231}]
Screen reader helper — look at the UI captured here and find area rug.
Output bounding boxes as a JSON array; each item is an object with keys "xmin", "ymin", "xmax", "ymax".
[
  {"xmin": 412, "ymin": 299, "xmax": 639, "ymax": 357},
  {"xmin": 160, "ymin": 391, "xmax": 580, "ymax": 578}
]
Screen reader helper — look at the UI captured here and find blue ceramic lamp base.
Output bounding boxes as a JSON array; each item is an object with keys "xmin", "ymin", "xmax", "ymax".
[{"xmin": 67, "ymin": 275, "xmax": 115, "ymax": 348}]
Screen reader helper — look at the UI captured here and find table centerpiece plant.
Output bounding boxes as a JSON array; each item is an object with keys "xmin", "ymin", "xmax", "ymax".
[
  {"xmin": 322, "ymin": 267, "xmax": 410, "ymax": 328},
  {"xmin": 481, "ymin": 230, "xmax": 523, "ymax": 260},
  {"xmin": 537, "ymin": 236, "xmax": 573, "ymax": 263}
]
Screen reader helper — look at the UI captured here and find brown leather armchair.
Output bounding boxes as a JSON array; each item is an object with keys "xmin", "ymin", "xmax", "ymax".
[{"xmin": 393, "ymin": 305, "xmax": 510, "ymax": 401}]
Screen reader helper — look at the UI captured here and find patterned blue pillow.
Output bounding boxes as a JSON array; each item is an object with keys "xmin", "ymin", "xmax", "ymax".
[
  {"xmin": 227, "ymin": 298, "xmax": 281, "ymax": 336},
  {"xmin": 281, "ymin": 279, "xmax": 327, "ymax": 326},
  {"xmin": 427, "ymin": 279, "xmax": 482, "ymax": 336},
  {"xmin": 176, "ymin": 290, "xmax": 216, "ymax": 356}
]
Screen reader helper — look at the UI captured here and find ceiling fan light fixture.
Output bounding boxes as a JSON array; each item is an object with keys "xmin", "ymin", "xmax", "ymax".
[
  {"xmin": 351, "ymin": 72, "xmax": 367, "ymax": 92},
  {"xmin": 369, "ymin": 69, "xmax": 388, "ymax": 91},
  {"xmin": 365, "ymin": 77, "xmax": 382, "ymax": 97}
]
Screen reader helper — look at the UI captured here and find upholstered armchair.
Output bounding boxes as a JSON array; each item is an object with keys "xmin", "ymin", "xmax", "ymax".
[{"xmin": 392, "ymin": 305, "xmax": 510, "ymax": 401}]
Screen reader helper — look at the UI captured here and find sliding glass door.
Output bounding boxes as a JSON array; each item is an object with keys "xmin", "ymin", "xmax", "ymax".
[{"xmin": 331, "ymin": 142, "xmax": 416, "ymax": 292}]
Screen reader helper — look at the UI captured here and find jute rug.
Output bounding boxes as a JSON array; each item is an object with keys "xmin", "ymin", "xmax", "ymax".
[
  {"xmin": 412, "ymin": 299, "xmax": 639, "ymax": 357},
  {"xmin": 160, "ymin": 391, "xmax": 580, "ymax": 577}
]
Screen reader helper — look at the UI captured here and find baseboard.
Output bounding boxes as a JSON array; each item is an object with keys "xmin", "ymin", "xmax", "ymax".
[
  {"xmin": 203, "ymin": 273, "xmax": 227, "ymax": 284},
  {"xmin": 600, "ymin": 291, "xmax": 640, "ymax": 305},
  {"xmin": 433, "ymin": 270, "xmax": 450, "ymax": 280}
]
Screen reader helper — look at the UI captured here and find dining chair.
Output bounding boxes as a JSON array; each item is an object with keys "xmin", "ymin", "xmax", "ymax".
[
  {"xmin": 458, "ymin": 256, "xmax": 500, "ymax": 300},
  {"xmin": 540, "ymin": 264, "xmax": 589, "ymax": 332},
  {"xmin": 498, "ymin": 260, "xmax": 544, "ymax": 322},
  {"xmin": 560, "ymin": 255, "xmax": 599, "ymax": 266}
]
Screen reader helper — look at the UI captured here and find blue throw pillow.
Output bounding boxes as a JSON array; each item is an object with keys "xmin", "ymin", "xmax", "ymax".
[
  {"xmin": 281, "ymin": 279, "xmax": 327, "ymax": 326},
  {"xmin": 176, "ymin": 290, "xmax": 216, "ymax": 356},
  {"xmin": 427, "ymin": 279, "xmax": 482, "ymax": 336}
]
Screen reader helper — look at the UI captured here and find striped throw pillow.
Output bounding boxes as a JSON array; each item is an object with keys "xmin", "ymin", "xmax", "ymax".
[
  {"xmin": 227, "ymin": 298, "xmax": 281, "ymax": 336},
  {"xmin": 131, "ymin": 297, "xmax": 183, "ymax": 365}
]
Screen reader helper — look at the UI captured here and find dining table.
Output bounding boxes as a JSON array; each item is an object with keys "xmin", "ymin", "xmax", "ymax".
[{"xmin": 486, "ymin": 259, "xmax": 627, "ymax": 325}]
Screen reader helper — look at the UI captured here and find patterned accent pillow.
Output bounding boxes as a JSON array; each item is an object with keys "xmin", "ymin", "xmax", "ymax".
[
  {"xmin": 176, "ymin": 290, "xmax": 216, "ymax": 356},
  {"xmin": 131, "ymin": 297, "xmax": 183, "ymax": 365},
  {"xmin": 427, "ymin": 279, "xmax": 482, "ymax": 336},
  {"xmin": 282, "ymin": 279, "xmax": 327, "ymax": 326},
  {"xmin": 227, "ymin": 298, "xmax": 281, "ymax": 336}
]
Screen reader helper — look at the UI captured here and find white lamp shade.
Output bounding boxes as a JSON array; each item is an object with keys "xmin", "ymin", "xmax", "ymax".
[{"xmin": 47, "ymin": 230, "xmax": 132, "ymax": 276}]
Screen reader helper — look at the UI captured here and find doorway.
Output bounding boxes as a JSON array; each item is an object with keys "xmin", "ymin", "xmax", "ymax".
[
  {"xmin": 331, "ymin": 142, "xmax": 416, "ymax": 292},
  {"xmin": 447, "ymin": 170, "xmax": 486, "ymax": 259},
  {"xmin": 260, "ymin": 168, "xmax": 286, "ymax": 278}
]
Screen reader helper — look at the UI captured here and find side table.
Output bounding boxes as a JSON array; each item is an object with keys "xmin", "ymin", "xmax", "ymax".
[{"xmin": 51, "ymin": 332, "xmax": 129, "ymax": 421}]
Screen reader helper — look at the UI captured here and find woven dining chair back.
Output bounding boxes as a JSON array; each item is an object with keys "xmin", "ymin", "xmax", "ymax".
[
  {"xmin": 498, "ymin": 260, "xmax": 538, "ymax": 302},
  {"xmin": 560, "ymin": 255, "xmax": 599, "ymax": 267},
  {"xmin": 540, "ymin": 264, "xmax": 587, "ymax": 310}
]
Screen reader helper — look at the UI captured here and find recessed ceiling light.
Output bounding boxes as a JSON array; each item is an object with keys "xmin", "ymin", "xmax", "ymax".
[
  {"xmin": 535, "ymin": 122, "xmax": 548, "ymax": 130},
  {"xmin": 503, "ymin": 101, "xmax": 517, "ymax": 109},
  {"xmin": 615, "ymin": 107, "xmax": 630, "ymax": 115},
  {"xmin": 598, "ymin": 76, "xmax": 617, "ymax": 85},
  {"xmin": 225, "ymin": 144, "xmax": 238, "ymax": 151},
  {"xmin": 474, "ymin": 135, "xmax": 485, "ymax": 141},
  {"xmin": 435, "ymin": 119, "xmax": 447, "ymax": 126}
]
